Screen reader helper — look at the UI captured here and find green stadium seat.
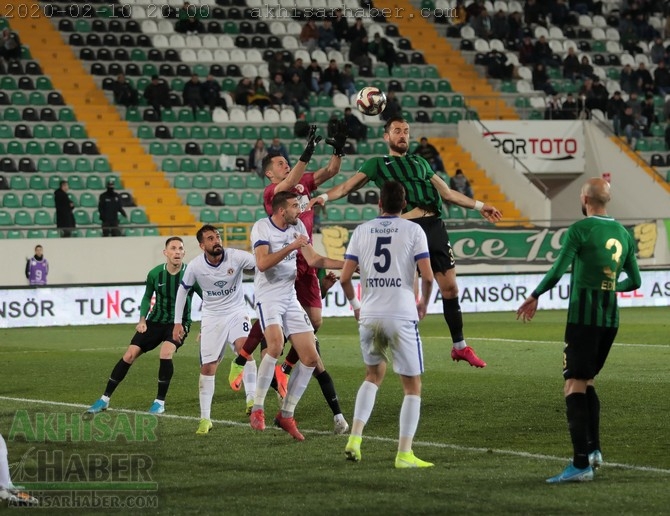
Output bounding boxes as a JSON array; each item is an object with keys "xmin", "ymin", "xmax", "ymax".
[
  {"xmin": 2, "ymin": 108, "xmax": 20, "ymax": 121},
  {"xmin": 196, "ymin": 110, "xmax": 211, "ymax": 123},
  {"xmin": 0, "ymin": 210, "xmax": 12, "ymax": 225},
  {"xmin": 22, "ymin": 193, "xmax": 40, "ymax": 208},
  {"xmin": 402, "ymin": 95, "xmax": 418, "ymax": 107},
  {"xmin": 29, "ymin": 91, "xmax": 47, "ymax": 106},
  {"xmin": 68, "ymin": 193, "xmax": 79, "ymax": 208},
  {"xmin": 192, "ymin": 175, "xmax": 209, "ymax": 189},
  {"xmin": 130, "ymin": 209, "xmax": 148, "ymax": 224},
  {"xmin": 373, "ymin": 142, "xmax": 387, "ymax": 154},
  {"xmin": 325, "ymin": 206, "xmax": 343, "ymax": 222},
  {"xmin": 41, "ymin": 193, "xmax": 55, "ymax": 208},
  {"xmin": 137, "ymin": 125, "xmax": 153, "ymax": 139},
  {"xmin": 45, "ymin": 141, "xmax": 61, "ymax": 155},
  {"xmin": 448, "ymin": 111, "xmax": 463, "ymax": 123},
  {"xmin": 45, "ymin": 229, "xmax": 60, "ymax": 238},
  {"xmin": 80, "ymin": 192, "xmax": 97, "ymax": 208},
  {"xmin": 449, "ymin": 205, "xmax": 465, "ymax": 219},
  {"xmin": 432, "ymin": 111, "xmax": 447, "ymax": 124},
  {"xmin": 11, "ymin": 92, "xmax": 28, "ymax": 105},
  {"xmin": 124, "ymin": 228, "xmax": 141, "ymax": 237},
  {"xmin": 7, "ymin": 141, "xmax": 23, "ymax": 154},
  {"xmin": 32, "ymin": 124, "xmax": 50, "ymax": 139},
  {"xmin": 218, "ymin": 208, "xmax": 236, "ymax": 223},
  {"xmin": 420, "ymin": 80, "xmax": 436, "ymax": 93},
  {"xmin": 34, "ymin": 210, "xmax": 53, "ymax": 226},
  {"xmin": 58, "ymin": 108, "xmax": 76, "ymax": 122},
  {"xmin": 277, "ymin": 127, "xmax": 292, "ymax": 140},
  {"xmin": 223, "ymin": 192, "xmax": 240, "ymax": 206},
  {"xmin": 27, "ymin": 229, "xmax": 45, "ymax": 239},
  {"xmin": 200, "ymin": 208, "xmax": 217, "ymax": 223},
  {"xmin": 14, "ymin": 210, "xmax": 34, "ymax": 225},
  {"xmin": 29, "ymin": 175, "xmax": 48, "ymax": 190},
  {"xmin": 181, "ymin": 158, "xmax": 197, "ymax": 173},
  {"xmin": 344, "ymin": 206, "xmax": 360, "ymax": 221},
  {"xmin": 0, "ymin": 124, "xmax": 12, "ymax": 139},
  {"xmin": 424, "ymin": 65, "xmax": 439, "ymax": 79},
  {"xmin": 1, "ymin": 76, "xmax": 17, "ymax": 89},
  {"xmin": 361, "ymin": 206, "xmax": 378, "ymax": 219},
  {"xmin": 161, "ymin": 109, "xmax": 177, "ymax": 123},
  {"xmin": 150, "ymin": 142, "xmax": 166, "ymax": 156},
  {"xmin": 174, "ymin": 175, "xmax": 191, "ymax": 189},
  {"xmin": 75, "ymin": 158, "xmax": 92, "ymax": 173},
  {"xmin": 228, "ymin": 175, "xmax": 245, "ymax": 189},
  {"xmin": 437, "ymin": 80, "xmax": 452, "ymax": 92},
  {"xmin": 220, "ymin": 142, "xmax": 236, "ymax": 156},
  {"xmin": 86, "ymin": 175, "xmax": 104, "ymax": 190},
  {"xmin": 635, "ymin": 139, "xmax": 649, "ymax": 152},
  {"xmin": 172, "ymin": 126, "xmax": 189, "ymax": 139},
  {"xmin": 132, "ymin": 48, "xmax": 147, "ymax": 61},
  {"xmin": 56, "ymin": 158, "xmax": 74, "ymax": 173},
  {"xmin": 26, "ymin": 141, "xmax": 43, "ymax": 155},
  {"xmin": 237, "ymin": 208, "xmax": 254, "ymax": 222},
  {"xmin": 85, "ymin": 229, "xmax": 103, "ymax": 238},
  {"xmin": 237, "ymin": 142, "xmax": 252, "ymax": 155},
  {"xmin": 178, "ymin": 109, "xmax": 194, "ymax": 123},
  {"xmin": 186, "ymin": 192, "xmax": 204, "ymax": 206},
  {"xmin": 162, "ymin": 158, "xmax": 178, "ymax": 173},
  {"xmin": 198, "ymin": 158, "xmax": 216, "ymax": 172},
  {"xmin": 224, "ymin": 127, "xmax": 241, "ymax": 140},
  {"xmin": 143, "ymin": 227, "xmax": 160, "ymax": 236},
  {"xmin": 202, "ymin": 143, "xmax": 219, "ymax": 156},
  {"xmin": 241, "ymin": 192, "xmax": 257, "ymax": 205},
  {"xmin": 3, "ymin": 192, "xmax": 20, "ymax": 208},
  {"xmin": 125, "ymin": 107, "xmax": 142, "ymax": 122},
  {"xmin": 260, "ymin": 127, "xmax": 274, "ymax": 140},
  {"xmin": 207, "ymin": 127, "xmax": 224, "ymax": 139},
  {"xmin": 93, "ymin": 158, "xmax": 110, "ymax": 173},
  {"xmin": 7, "ymin": 229, "xmax": 24, "ymax": 238},
  {"xmin": 254, "ymin": 207, "xmax": 267, "ymax": 220},
  {"xmin": 246, "ymin": 175, "xmax": 264, "ymax": 189},
  {"xmin": 68, "ymin": 175, "xmax": 85, "ymax": 190},
  {"xmin": 515, "ymin": 97, "xmax": 530, "ymax": 108},
  {"xmin": 211, "ymin": 175, "xmax": 227, "ymax": 189},
  {"xmin": 651, "ymin": 124, "xmax": 664, "ymax": 137},
  {"xmin": 10, "ymin": 176, "xmax": 29, "ymax": 190}
]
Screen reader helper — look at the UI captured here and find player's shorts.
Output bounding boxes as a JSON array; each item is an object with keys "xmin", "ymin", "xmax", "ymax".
[
  {"xmin": 296, "ymin": 252, "xmax": 322, "ymax": 309},
  {"xmin": 131, "ymin": 321, "xmax": 187, "ymax": 353},
  {"xmin": 256, "ymin": 296, "xmax": 314, "ymax": 338},
  {"xmin": 562, "ymin": 323, "xmax": 618, "ymax": 380},
  {"xmin": 408, "ymin": 215, "xmax": 455, "ymax": 273},
  {"xmin": 199, "ymin": 311, "xmax": 251, "ymax": 365},
  {"xmin": 359, "ymin": 318, "xmax": 424, "ymax": 377}
]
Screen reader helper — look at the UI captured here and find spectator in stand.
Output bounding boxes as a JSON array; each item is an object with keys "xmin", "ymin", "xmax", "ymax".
[
  {"xmin": 620, "ymin": 105, "xmax": 643, "ymax": 149},
  {"xmin": 318, "ymin": 19, "xmax": 340, "ymax": 52},
  {"xmin": 332, "ymin": 9, "xmax": 348, "ymax": 42},
  {"xmin": 269, "ymin": 72, "xmax": 286, "ymax": 106},
  {"xmin": 654, "ymin": 60, "xmax": 670, "ymax": 95},
  {"xmin": 452, "ymin": 0, "xmax": 467, "ymax": 27},
  {"xmin": 349, "ymin": 35, "xmax": 372, "ymax": 69},
  {"xmin": 563, "ymin": 47, "xmax": 580, "ymax": 80},
  {"xmin": 650, "ymin": 37, "xmax": 666, "ymax": 64},
  {"xmin": 491, "ymin": 9, "xmax": 509, "ymax": 40},
  {"xmin": 285, "ymin": 57, "xmax": 305, "ymax": 83},
  {"xmin": 562, "ymin": 93, "xmax": 580, "ymax": 120},
  {"xmin": 304, "ymin": 59, "xmax": 323, "ymax": 93},
  {"xmin": 339, "ymin": 63, "xmax": 356, "ymax": 97},
  {"xmin": 0, "ymin": 28, "xmax": 21, "ymax": 62},
  {"xmin": 284, "ymin": 72, "xmax": 311, "ymax": 115},
  {"xmin": 369, "ymin": 33, "xmax": 397, "ymax": 75},
  {"xmin": 465, "ymin": 0, "xmax": 483, "ymax": 20},
  {"xmin": 487, "ymin": 49, "xmax": 515, "ymax": 79},
  {"xmin": 268, "ymin": 51, "xmax": 288, "ymax": 79},
  {"xmin": 524, "ymin": 0, "xmax": 546, "ymax": 27},
  {"xmin": 544, "ymin": 94, "xmax": 563, "ymax": 120},
  {"xmin": 415, "ymin": 137, "xmax": 446, "ymax": 173},
  {"xmin": 472, "ymin": 8, "xmax": 493, "ymax": 39},
  {"xmin": 201, "ymin": 74, "xmax": 225, "ymax": 111},
  {"xmin": 234, "ymin": 77, "xmax": 254, "ymax": 106},
  {"xmin": 633, "ymin": 62, "xmax": 654, "ymax": 95},
  {"xmin": 532, "ymin": 63, "xmax": 557, "ymax": 95},
  {"xmin": 321, "ymin": 59, "xmax": 341, "ymax": 97},
  {"xmin": 54, "ymin": 180, "xmax": 75, "ymax": 238},
  {"xmin": 112, "ymin": 74, "xmax": 138, "ymax": 107},
  {"xmin": 346, "ymin": 18, "xmax": 367, "ymax": 44},
  {"xmin": 550, "ymin": 0, "xmax": 571, "ymax": 28},
  {"xmin": 343, "ymin": 107, "xmax": 367, "ymax": 141},
  {"xmin": 300, "ymin": 19, "xmax": 319, "ymax": 52},
  {"xmin": 607, "ymin": 91, "xmax": 626, "ymax": 135},
  {"xmin": 590, "ymin": 76, "xmax": 609, "ymax": 112},
  {"xmin": 533, "ymin": 35, "xmax": 554, "ymax": 67},
  {"xmin": 518, "ymin": 35, "xmax": 536, "ymax": 66},
  {"xmin": 507, "ymin": 11, "xmax": 524, "ymax": 41},
  {"xmin": 249, "ymin": 76, "xmax": 271, "ymax": 108},
  {"xmin": 641, "ymin": 93, "xmax": 657, "ymax": 135},
  {"xmin": 175, "ymin": 2, "xmax": 204, "ymax": 34},
  {"xmin": 98, "ymin": 181, "xmax": 127, "ymax": 237},
  {"xmin": 182, "ymin": 74, "xmax": 205, "ymax": 118},
  {"xmin": 619, "ymin": 64, "xmax": 636, "ymax": 94},
  {"xmin": 143, "ymin": 75, "xmax": 171, "ymax": 120},
  {"xmin": 450, "ymin": 169, "xmax": 474, "ymax": 199},
  {"xmin": 267, "ymin": 137, "xmax": 291, "ymax": 168},
  {"xmin": 578, "ymin": 55, "xmax": 594, "ymax": 81},
  {"xmin": 663, "ymin": 96, "xmax": 670, "ymax": 122},
  {"xmin": 248, "ymin": 139, "xmax": 268, "ymax": 179},
  {"xmin": 381, "ymin": 91, "xmax": 402, "ymax": 121}
]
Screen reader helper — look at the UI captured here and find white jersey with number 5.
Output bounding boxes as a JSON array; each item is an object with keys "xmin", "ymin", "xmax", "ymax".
[
  {"xmin": 344, "ymin": 216, "xmax": 429, "ymax": 320},
  {"xmin": 251, "ymin": 217, "xmax": 309, "ymax": 304},
  {"xmin": 177, "ymin": 249, "xmax": 255, "ymax": 319}
]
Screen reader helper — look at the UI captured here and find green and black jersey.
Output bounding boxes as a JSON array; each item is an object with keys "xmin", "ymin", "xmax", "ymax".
[
  {"xmin": 140, "ymin": 263, "xmax": 201, "ymax": 328},
  {"xmin": 359, "ymin": 155, "xmax": 444, "ymax": 217},
  {"xmin": 533, "ymin": 216, "xmax": 641, "ymax": 328}
]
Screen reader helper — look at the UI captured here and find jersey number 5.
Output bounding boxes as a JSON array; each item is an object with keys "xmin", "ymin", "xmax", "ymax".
[{"xmin": 374, "ymin": 236, "xmax": 392, "ymax": 273}]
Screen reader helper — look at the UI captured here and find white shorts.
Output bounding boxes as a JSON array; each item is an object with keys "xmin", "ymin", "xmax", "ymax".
[
  {"xmin": 256, "ymin": 297, "xmax": 313, "ymax": 337},
  {"xmin": 199, "ymin": 311, "xmax": 251, "ymax": 365},
  {"xmin": 359, "ymin": 318, "xmax": 424, "ymax": 377}
]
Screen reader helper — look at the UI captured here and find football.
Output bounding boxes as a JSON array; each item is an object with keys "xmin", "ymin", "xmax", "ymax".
[{"xmin": 356, "ymin": 86, "xmax": 387, "ymax": 116}]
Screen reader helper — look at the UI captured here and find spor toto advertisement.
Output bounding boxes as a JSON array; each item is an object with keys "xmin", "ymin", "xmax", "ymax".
[{"xmin": 1, "ymin": 271, "xmax": 669, "ymax": 329}]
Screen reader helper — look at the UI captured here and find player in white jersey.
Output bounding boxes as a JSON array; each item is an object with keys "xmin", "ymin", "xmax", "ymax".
[
  {"xmin": 173, "ymin": 225, "xmax": 256, "ymax": 435},
  {"xmin": 340, "ymin": 181, "xmax": 436, "ymax": 468},
  {"xmin": 249, "ymin": 191, "xmax": 345, "ymax": 440}
]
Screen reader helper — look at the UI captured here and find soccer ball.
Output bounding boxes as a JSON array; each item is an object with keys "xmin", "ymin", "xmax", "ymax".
[{"xmin": 356, "ymin": 86, "xmax": 387, "ymax": 116}]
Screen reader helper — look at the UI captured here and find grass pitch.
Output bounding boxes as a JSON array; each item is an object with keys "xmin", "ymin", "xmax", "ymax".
[{"xmin": 1, "ymin": 307, "xmax": 669, "ymax": 514}]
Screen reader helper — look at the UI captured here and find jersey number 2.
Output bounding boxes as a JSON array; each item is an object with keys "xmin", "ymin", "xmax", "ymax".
[{"xmin": 374, "ymin": 236, "xmax": 392, "ymax": 273}]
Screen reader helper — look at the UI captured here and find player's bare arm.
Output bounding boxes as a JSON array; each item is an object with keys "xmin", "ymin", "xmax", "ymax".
[
  {"xmin": 516, "ymin": 295, "xmax": 538, "ymax": 322},
  {"xmin": 136, "ymin": 316, "xmax": 147, "ymax": 333},
  {"xmin": 416, "ymin": 257, "xmax": 434, "ymax": 320},
  {"xmin": 254, "ymin": 237, "xmax": 308, "ymax": 272},
  {"xmin": 340, "ymin": 258, "xmax": 360, "ymax": 320},
  {"xmin": 301, "ymin": 244, "xmax": 345, "ymax": 270},
  {"xmin": 308, "ymin": 172, "xmax": 370, "ymax": 210},
  {"xmin": 274, "ymin": 125, "xmax": 322, "ymax": 194},
  {"xmin": 429, "ymin": 174, "xmax": 503, "ymax": 222}
]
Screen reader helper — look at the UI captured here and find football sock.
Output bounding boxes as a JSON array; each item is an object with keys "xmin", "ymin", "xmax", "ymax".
[
  {"xmin": 315, "ymin": 370, "xmax": 342, "ymax": 416},
  {"xmin": 283, "ymin": 347, "xmax": 299, "ymax": 375},
  {"xmin": 398, "ymin": 395, "xmax": 421, "ymax": 453},
  {"xmin": 0, "ymin": 433, "xmax": 11, "ymax": 488},
  {"xmin": 104, "ymin": 359, "xmax": 132, "ymax": 397},
  {"xmin": 242, "ymin": 320, "xmax": 265, "ymax": 357},
  {"xmin": 156, "ymin": 358, "xmax": 173, "ymax": 401},
  {"xmin": 199, "ymin": 374, "xmax": 215, "ymax": 420},
  {"xmin": 243, "ymin": 360, "xmax": 257, "ymax": 402},
  {"xmin": 253, "ymin": 354, "xmax": 277, "ymax": 411},
  {"xmin": 351, "ymin": 381, "xmax": 379, "ymax": 436},
  {"xmin": 234, "ymin": 351, "xmax": 249, "ymax": 366},
  {"xmin": 442, "ymin": 297, "xmax": 464, "ymax": 344},
  {"xmin": 586, "ymin": 386, "xmax": 601, "ymax": 452},
  {"xmin": 565, "ymin": 393, "xmax": 590, "ymax": 469},
  {"xmin": 281, "ymin": 362, "xmax": 315, "ymax": 418}
]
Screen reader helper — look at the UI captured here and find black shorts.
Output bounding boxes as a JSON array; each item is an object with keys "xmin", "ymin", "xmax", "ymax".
[
  {"xmin": 130, "ymin": 321, "xmax": 188, "ymax": 353},
  {"xmin": 562, "ymin": 323, "xmax": 618, "ymax": 380},
  {"xmin": 408, "ymin": 216, "xmax": 455, "ymax": 274}
]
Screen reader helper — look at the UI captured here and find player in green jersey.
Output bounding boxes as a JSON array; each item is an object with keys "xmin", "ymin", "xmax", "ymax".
[
  {"xmin": 86, "ymin": 237, "xmax": 202, "ymax": 415},
  {"xmin": 517, "ymin": 178, "xmax": 641, "ymax": 483},
  {"xmin": 309, "ymin": 116, "xmax": 502, "ymax": 368}
]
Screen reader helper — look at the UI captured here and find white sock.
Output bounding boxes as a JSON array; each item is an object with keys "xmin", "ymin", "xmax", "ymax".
[
  {"xmin": 153, "ymin": 399, "xmax": 164, "ymax": 406},
  {"xmin": 101, "ymin": 395, "xmax": 110, "ymax": 403},
  {"xmin": 199, "ymin": 374, "xmax": 215, "ymax": 420},
  {"xmin": 253, "ymin": 354, "xmax": 277, "ymax": 411},
  {"xmin": 243, "ymin": 359, "xmax": 257, "ymax": 403},
  {"xmin": 351, "ymin": 381, "xmax": 379, "ymax": 436},
  {"xmin": 398, "ymin": 395, "xmax": 421, "ymax": 453},
  {"xmin": 281, "ymin": 362, "xmax": 315, "ymax": 418},
  {"xmin": 0, "ymin": 434, "xmax": 10, "ymax": 488},
  {"xmin": 453, "ymin": 340, "xmax": 466, "ymax": 350}
]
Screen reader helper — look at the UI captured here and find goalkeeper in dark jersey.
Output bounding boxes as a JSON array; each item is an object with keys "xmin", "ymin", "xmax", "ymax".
[
  {"xmin": 309, "ymin": 116, "xmax": 502, "ymax": 368},
  {"xmin": 517, "ymin": 178, "xmax": 641, "ymax": 483},
  {"xmin": 86, "ymin": 237, "xmax": 202, "ymax": 415}
]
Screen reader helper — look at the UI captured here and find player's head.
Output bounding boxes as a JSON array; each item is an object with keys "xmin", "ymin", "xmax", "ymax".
[
  {"xmin": 34, "ymin": 245, "xmax": 43, "ymax": 258},
  {"xmin": 383, "ymin": 117, "xmax": 410, "ymax": 155},
  {"xmin": 272, "ymin": 191, "xmax": 301, "ymax": 226},
  {"xmin": 163, "ymin": 236, "xmax": 185, "ymax": 266},
  {"xmin": 263, "ymin": 153, "xmax": 290, "ymax": 183},
  {"xmin": 380, "ymin": 181, "xmax": 407, "ymax": 215},
  {"xmin": 196, "ymin": 225, "xmax": 223, "ymax": 256},
  {"xmin": 580, "ymin": 177, "xmax": 611, "ymax": 216}
]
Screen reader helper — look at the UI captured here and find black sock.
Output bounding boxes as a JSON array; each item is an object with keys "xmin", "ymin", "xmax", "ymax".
[
  {"xmin": 315, "ymin": 370, "xmax": 342, "ymax": 416},
  {"xmin": 234, "ymin": 354, "xmax": 247, "ymax": 367},
  {"xmin": 104, "ymin": 359, "xmax": 132, "ymax": 397},
  {"xmin": 565, "ymin": 393, "xmax": 590, "ymax": 469},
  {"xmin": 156, "ymin": 359, "xmax": 174, "ymax": 401},
  {"xmin": 442, "ymin": 297, "xmax": 464, "ymax": 343},
  {"xmin": 586, "ymin": 386, "xmax": 601, "ymax": 453},
  {"xmin": 270, "ymin": 376, "xmax": 279, "ymax": 393}
]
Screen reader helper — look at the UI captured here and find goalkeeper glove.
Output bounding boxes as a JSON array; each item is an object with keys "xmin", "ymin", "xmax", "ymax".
[
  {"xmin": 299, "ymin": 124, "xmax": 322, "ymax": 163},
  {"xmin": 325, "ymin": 119, "xmax": 349, "ymax": 157}
]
